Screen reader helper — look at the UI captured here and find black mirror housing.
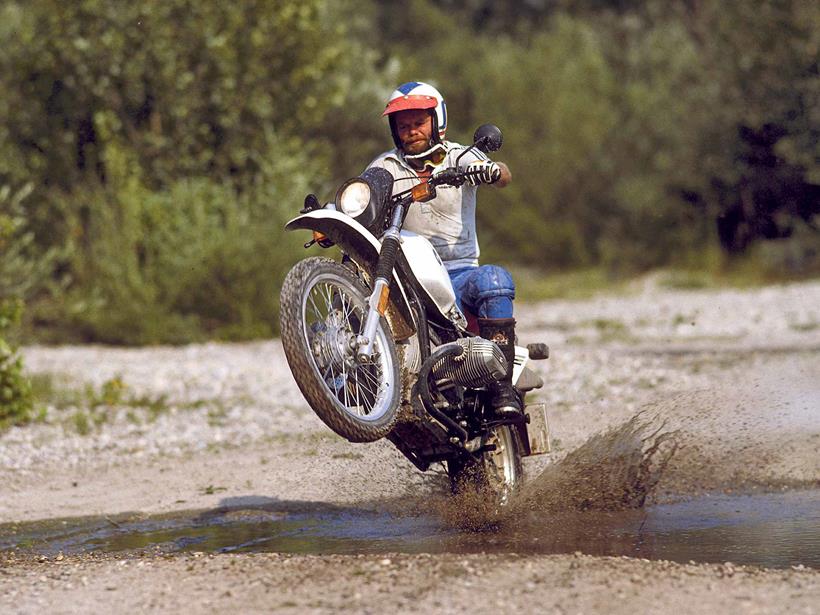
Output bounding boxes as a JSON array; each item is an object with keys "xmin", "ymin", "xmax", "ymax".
[{"xmin": 473, "ymin": 124, "xmax": 503, "ymax": 153}]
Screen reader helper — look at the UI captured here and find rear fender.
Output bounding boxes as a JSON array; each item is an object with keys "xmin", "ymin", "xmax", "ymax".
[{"xmin": 286, "ymin": 210, "xmax": 416, "ymax": 340}]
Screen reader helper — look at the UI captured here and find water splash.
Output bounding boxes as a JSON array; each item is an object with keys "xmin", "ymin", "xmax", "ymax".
[
  {"xmin": 431, "ymin": 413, "xmax": 679, "ymax": 529},
  {"xmin": 510, "ymin": 413, "xmax": 678, "ymax": 515},
  {"xmin": 433, "ymin": 483, "xmax": 505, "ymax": 531}
]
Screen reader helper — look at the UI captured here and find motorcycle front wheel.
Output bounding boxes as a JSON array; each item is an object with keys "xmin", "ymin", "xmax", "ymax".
[{"xmin": 279, "ymin": 257, "xmax": 400, "ymax": 442}]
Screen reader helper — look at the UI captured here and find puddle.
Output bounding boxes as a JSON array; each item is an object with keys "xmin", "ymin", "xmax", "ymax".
[
  {"xmin": 1, "ymin": 490, "xmax": 818, "ymax": 569},
  {"xmin": 505, "ymin": 489, "xmax": 820, "ymax": 569}
]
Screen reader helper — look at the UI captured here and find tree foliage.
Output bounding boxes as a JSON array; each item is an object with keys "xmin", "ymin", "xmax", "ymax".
[
  {"xmin": 1, "ymin": 0, "xmax": 383, "ymax": 188},
  {"xmin": 0, "ymin": 0, "xmax": 816, "ymax": 345},
  {"xmin": 0, "ymin": 0, "xmax": 388, "ymax": 343},
  {"xmin": 375, "ymin": 0, "xmax": 818, "ymax": 269}
]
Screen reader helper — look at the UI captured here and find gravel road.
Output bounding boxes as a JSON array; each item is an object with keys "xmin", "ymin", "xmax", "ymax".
[{"xmin": 1, "ymin": 278, "xmax": 818, "ymax": 613}]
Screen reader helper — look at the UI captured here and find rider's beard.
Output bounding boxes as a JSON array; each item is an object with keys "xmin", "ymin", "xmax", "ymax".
[{"xmin": 402, "ymin": 137, "xmax": 431, "ymax": 156}]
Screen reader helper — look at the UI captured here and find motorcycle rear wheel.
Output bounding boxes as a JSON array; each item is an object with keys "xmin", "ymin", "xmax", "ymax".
[
  {"xmin": 280, "ymin": 257, "xmax": 400, "ymax": 442},
  {"xmin": 448, "ymin": 424, "xmax": 523, "ymax": 508}
]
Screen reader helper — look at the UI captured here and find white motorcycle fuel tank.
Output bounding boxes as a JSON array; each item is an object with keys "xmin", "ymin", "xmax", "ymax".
[{"xmin": 399, "ymin": 230, "xmax": 466, "ymax": 326}]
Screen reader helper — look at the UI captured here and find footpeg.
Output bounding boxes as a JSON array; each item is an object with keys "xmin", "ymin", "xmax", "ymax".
[{"xmin": 527, "ymin": 343, "xmax": 549, "ymax": 360}]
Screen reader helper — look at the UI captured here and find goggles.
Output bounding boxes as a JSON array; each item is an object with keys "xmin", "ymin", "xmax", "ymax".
[{"xmin": 404, "ymin": 143, "xmax": 447, "ymax": 169}]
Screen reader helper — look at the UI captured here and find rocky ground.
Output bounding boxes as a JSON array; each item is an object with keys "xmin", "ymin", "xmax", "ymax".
[{"xmin": 1, "ymin": 278, "xmax": 818, "ymax": 613}]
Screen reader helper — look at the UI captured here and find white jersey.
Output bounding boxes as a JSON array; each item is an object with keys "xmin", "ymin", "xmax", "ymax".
[{"xmin": 367, "ymin": 141, "xmax": 488, "ymax": 271}]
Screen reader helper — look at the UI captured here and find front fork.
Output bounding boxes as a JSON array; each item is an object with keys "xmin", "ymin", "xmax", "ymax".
[{"xmin": 356, "ymin": 202, "xmax": 407, "ymax": 362}]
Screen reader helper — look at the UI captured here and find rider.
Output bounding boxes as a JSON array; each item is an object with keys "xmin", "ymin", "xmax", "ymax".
[{"xmin": 366, "ymin": 81, "xmax": 521, "ymax": 418}]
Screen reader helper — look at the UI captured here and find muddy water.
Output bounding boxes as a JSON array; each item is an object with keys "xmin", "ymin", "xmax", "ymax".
[
  {"xmin": 3, "ymin": 410, "xmax": 818, "ymax": 569},
  {"xmin": 4, "ymin": 365, "xmax": 818, "ymax": 570},
  {"xmin": 1, "ymin": 489, "xmax": 818, "ymax": 569}
]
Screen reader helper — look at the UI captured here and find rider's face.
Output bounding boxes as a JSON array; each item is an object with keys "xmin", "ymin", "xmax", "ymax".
[{"xmin": 394, "ymin": 109, "xmax": 434, "ymax": 155}]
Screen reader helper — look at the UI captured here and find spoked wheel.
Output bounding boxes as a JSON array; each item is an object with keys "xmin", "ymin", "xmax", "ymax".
[
  {"xmin": 280, "ymin": 257, "xmax": 400, "ymax": 442},
  {"xmin": 448, "ymin": 424, "xmax": 523, "ymax": 510}
]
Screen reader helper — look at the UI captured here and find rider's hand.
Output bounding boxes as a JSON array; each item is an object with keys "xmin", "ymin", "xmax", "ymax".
[
  {"xmin": 465, "ymin": 160, "xmax": 502, "ymax": 186},
  {"xmin": 431, "ymin": 167, "xmax": 460, "ymax": 186}
]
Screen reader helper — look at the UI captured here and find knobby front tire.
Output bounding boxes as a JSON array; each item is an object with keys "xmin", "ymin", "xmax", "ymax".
[{"xmin": 279, "ymin": 257, "xmax": 400, "ymax": 442}]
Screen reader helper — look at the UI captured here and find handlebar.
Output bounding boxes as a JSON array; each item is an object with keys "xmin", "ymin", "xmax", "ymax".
[
  {"xmin": 391, "ymin": 134, "xmax": 494, "ymax": 203},
  {"xmin": 392, "ymin": 165, "xmax": 489, "ymax": 204}
]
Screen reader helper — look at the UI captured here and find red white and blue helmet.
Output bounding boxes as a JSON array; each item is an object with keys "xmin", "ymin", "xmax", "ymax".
[{"xmin": 383, "ymin": 81, "xmax": 448, "ymax": 150}]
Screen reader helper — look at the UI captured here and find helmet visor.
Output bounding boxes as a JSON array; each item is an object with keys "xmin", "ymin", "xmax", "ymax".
[{"xmin": 383, "ymin": 95, "xmax": 438, "ymax": 117}]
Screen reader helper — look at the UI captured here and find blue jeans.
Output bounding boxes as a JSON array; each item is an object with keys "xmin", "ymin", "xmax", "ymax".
[{"xmin": 448, "ymin": 265, "xmax": 515, "ymax": 319}]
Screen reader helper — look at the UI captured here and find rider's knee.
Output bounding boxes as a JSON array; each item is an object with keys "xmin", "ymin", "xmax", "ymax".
[
  {"xmin": 470, "ymin": 265, "xmax": 515, "ymax": 319},
  {"xmin": 474, "ymin": 265, "xmax": 515, "ymax": 302}
]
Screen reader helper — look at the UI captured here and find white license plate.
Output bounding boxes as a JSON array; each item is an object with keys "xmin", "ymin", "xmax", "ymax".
[{"xmin": 524, "ymin": 402, "xmax": 551, "ymax": 455}]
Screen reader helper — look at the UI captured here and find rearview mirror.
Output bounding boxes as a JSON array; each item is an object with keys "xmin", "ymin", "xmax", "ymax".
[{"xmin": 473, "ymin": 124, "xmax": 503, "ymax": 153}]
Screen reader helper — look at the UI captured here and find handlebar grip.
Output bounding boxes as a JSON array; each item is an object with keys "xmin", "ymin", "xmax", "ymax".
[{"xmin": 431, "ymin": 168, "xmax": 465, "ymax": 187}]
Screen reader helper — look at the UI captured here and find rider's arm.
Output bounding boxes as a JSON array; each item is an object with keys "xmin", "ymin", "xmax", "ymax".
[
  {"xmin": 456, "ymin": 146, "xmax": 511, "ymax": 189},
  {"xmin": 493, "ymin": 162, "xmax": 512, "ymax": 188}
]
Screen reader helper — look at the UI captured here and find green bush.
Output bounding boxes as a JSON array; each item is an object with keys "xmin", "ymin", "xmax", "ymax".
[
  {"xmin": 0, "ymin": 184, "xmax": 56, "ymax": 301},
  {"xmin": 0, "ymin": 303, "xmax": 31, "ymax": 430},
  {"xmin": 0, "ymin": 186, "xmax": 42, "ymax": 427},
  {"xmin": 0, "ymin": 0, "xmax": 384, "ymax": 192},
  {"xmin": 41, "ymin": 136, "xmax": 314, "ymax": 345}
]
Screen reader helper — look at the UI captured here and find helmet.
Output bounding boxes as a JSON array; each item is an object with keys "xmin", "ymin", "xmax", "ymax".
[{"xmin": 383, "ymin": 81, "xmax": 448, "ymax": 152}]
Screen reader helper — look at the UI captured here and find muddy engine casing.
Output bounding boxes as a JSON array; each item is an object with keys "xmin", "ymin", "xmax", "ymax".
[{"xmin": 430, "ymin": 338, "xmax": 507, "ymax": 388}]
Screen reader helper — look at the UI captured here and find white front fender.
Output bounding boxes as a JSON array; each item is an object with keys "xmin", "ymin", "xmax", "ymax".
[{"xmin": 286, "ymin": 209, "xmax": 381, "ymax": 251}]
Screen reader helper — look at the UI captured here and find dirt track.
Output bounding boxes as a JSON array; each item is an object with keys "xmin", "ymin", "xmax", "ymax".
[{"xmin": 1, "ymin": 279, "xmax": 819, "ymax": 613}]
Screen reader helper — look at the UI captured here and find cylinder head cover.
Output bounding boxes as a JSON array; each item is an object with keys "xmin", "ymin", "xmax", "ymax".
[{"xmin": 430, "ymin": 337, "xmax": 507, "ymax": 388}]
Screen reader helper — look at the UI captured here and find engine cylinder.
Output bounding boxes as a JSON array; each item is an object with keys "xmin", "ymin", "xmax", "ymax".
[{"xmin": 430, "ymin": 337, "xmax": 507, "ymax": 388}]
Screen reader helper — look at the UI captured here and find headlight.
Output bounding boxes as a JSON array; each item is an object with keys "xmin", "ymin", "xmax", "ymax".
[
  {"xmin": 338, "ymin": 180, "xmax": 371, "ymax": 217},
  {"xmin": 334, "ymin": 167, "xmax": 393, "ymax": 235}
]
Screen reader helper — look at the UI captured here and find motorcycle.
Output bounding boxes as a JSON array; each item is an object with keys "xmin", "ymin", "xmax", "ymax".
[{"xmin": 279, "ymin": 125, "xmax": 550, "ymax": 506}]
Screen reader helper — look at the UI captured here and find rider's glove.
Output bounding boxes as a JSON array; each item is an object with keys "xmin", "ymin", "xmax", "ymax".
[{"xmin": 465, "ymin": 160, "xmax": 502, "ymax": 186}]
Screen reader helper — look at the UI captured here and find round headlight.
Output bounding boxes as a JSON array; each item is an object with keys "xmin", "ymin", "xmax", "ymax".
[{"xmin": 338, "ymin": 180, "xmax": 371, "ymax": 217}]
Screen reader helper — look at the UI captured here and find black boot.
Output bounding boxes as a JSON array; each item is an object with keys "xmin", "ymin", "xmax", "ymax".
[{"xmin": 478, "ymin": 317, "xmax": 522, "ymax": 418}]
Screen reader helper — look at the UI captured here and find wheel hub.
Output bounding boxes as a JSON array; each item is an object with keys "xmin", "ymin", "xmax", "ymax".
[{"xmin": 310, "ymin": 310, "xmax": 358, "ymax": 373}]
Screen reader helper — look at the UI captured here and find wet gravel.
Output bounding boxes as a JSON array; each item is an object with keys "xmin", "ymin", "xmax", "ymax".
[{"xmin": 2, "ymin": 550, "xmax": 818, "ymax": 615}]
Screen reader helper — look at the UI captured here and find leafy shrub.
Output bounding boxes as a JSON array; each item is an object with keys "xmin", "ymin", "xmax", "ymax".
[
  {"xmin": 0, "ymin": 186, "xmax": 44, "ymax": 427},
  {"xmin": 0, "ymin": 0, "xmax": 384, "ymax": 191},
  {"xmin": 0, "ymin": 0, "xmax": 389, "ymax": 345},
  {"xmin": 0, "ymin": 184, "xmax": 56, "ymax": 301},
  {"xmin": 45, "ymin": 136, "xmax": 314, "ymax": 345},
  {"xmin": 0, "ymin": 300, "xmax": 32, "ymax": 428}
]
